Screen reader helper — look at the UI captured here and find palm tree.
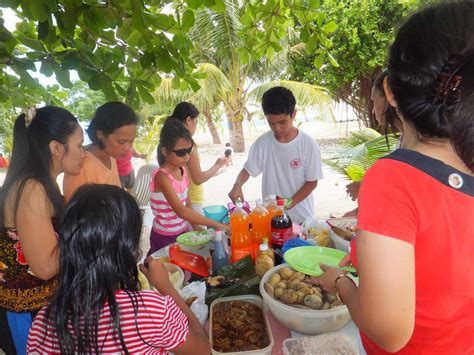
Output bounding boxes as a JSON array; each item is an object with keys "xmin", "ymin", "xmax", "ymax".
[
  {"xmin": 324, "ymin": 129, "xmax": 399, "ymax": 181},
  {"xmin": 188, "ymin": 0, "xmax": 335, "ymax": 152}
]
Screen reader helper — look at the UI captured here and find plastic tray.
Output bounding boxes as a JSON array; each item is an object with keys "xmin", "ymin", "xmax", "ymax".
[
  {"xmin": 169, "ymin": 246, "xmax": 210, "ymax": 277},
  {"xmin": 282, "ymin": 334, "xmax": 357, "ymax": 355},
  {"xmin": 209, "ymin": 295, "xmax": 275, "ymax": 355}
]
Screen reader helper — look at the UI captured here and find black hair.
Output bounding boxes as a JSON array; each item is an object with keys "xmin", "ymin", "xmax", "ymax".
[
  {"xmin": 372, "ymin": 69, "xmax": 400, "ymax": 135},
  {"xmin": 157, "ymin": 118, "xmax": 194, "ymax": 166},
  {"xmin": 261, "ymin": 86, "xmax": 296, "ymax": 116},
  {"xmin": 0, "ymin": 106, "xmax": 79, "ymax": 226},
  {"xmin": 168, "ymin": 102, "xmax": 199, "ymax": 123},
  {"xmin": 87, "ymin": 102, "xmax": 138, "ymax": 149},
  {"xmin": 46, "ymin": 184, "xmax": 143, "ymax": 354},
  {"xmin": 387, "ymin": 2, "xmax": 474, "ymax": 170}
]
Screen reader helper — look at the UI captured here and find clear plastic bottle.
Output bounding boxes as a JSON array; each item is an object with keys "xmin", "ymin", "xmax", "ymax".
[
  {"xmin": 212, "ymin": 230, "xmax": 229, "ymax": 274},
  {"xmin": 230, "ymin": 200, "xmax": 251, "ymax": 263},
  {"xmin": 249, "ymin": 199, "xmax": 269, "ymax": 260},
  {"xmin": 271, "ymin": 199, "xmax": 293, "ymax": 247}
]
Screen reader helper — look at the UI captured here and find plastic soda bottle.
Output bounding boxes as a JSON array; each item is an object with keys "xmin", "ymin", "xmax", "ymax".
[
  {"xmin": 230, "ymin": 200, "xmax": 252, "ymax": 263},
  {"xmin": 212, "ymin": 230, "xmax": 229, "ymax": 274},
  {"xmin": 271, "ymin": 199, "xmax": 293, "ymax": 247},
  {"xmin": 264, "ymin": 194, "xmax": 278, "ymax": 242},
  {"xmin": 249, "ymin": 199, "xmax": 269, "ymax": 260}
]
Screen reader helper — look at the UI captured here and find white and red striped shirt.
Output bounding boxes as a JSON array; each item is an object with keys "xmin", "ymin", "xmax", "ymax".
[
  {"xmin": 27, "ymin": 290, "xmax": 189, "ymax": 354},
  {"xmin": 150, "ymin": 168, "xmax": 190, "ymax": 236}
]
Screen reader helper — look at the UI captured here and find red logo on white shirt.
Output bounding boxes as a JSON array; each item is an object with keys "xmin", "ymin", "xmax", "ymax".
[{"xmin": 290, "ymin": 158, "xmax": 301, "ymax": 169}]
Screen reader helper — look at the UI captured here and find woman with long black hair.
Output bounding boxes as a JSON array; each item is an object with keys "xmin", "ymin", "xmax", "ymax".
[
  {"xmin": 315, "ymin": 2, "xmax": 474, "ymax": 353},
  {"xmin": 0, "ymin": 106, "xmax": 84, "ymax": 354},
  {"xmin": 27, "ymin": 185, "xmax": 210, "ymax": 354}
]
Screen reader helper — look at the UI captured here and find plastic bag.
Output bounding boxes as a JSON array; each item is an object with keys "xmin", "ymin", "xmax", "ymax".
[
  {"xmin": 179, "ymin": 281, "xmax": 208, "ymax": 325},
  {"xmin": 302, "ymin": 218, "xmax": 332, "ymax": 247}
]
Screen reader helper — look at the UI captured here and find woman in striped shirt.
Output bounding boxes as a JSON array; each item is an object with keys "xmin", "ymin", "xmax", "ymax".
[
  {"xmin": 148, "ymin": 119, "xmax": 229, "ymax": 256},
  {"xmin": 27, "ymin": 184, "xmax": 210, "ymax": 354}
]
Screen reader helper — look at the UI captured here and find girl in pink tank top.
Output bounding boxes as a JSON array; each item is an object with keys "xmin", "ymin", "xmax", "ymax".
[{"xmin": 147, "ymin": 119, "xmax": 229, "ymax": 256}]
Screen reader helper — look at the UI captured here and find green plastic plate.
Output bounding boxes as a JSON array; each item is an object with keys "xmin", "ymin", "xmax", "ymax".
[
  {"xmin": 284, "ymin": 246, "xmax": 356, "ymax": 276},
  {"xmin": 176, "ymin": 231, "xmax": 211, "ymax": 246}
]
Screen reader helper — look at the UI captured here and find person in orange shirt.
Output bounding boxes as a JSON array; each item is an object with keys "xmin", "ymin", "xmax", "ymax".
[
  {"xmin": 0, "ymin": 153, "xmax": 9, "ymax": 168},
  {"xmin": 63, "ymin": 102, "xmax": 138, "ymax": 201}
]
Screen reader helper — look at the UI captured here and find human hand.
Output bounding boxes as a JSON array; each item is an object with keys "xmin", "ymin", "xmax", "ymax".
[
  {"xmin": 342, "ymin": 208, "xmax": 358, "ymax": 217},
  {"xmin": 307, "ymin": 263, "xmax": 346, "ymax": 295},
  {"xmin": 228, "ymin": 184, "xmax": 244, "ymax": 203},
  {"xmin": 139, "ymin": 153, "xmax": 147, "ymax": 159},
  {"xmin": 139, "ymin": 257, "xmax": 174, "ymax": 295},
  {"xmin": 339, "ymin": 253, "xmax": 351, "ymax": 267},
  {"xmin": 218, "ymin": 223, "xmax": 230, "ymax": 234},
  {"xmin": 215, "ymin": 157, "xmax": 228, "ymax": 169},
  {"xmin": 345, "ymin": 181, "xmax": 361, "ymax": 201}
]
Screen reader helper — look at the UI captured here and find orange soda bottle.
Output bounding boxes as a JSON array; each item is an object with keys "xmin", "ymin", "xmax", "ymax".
[
  {"xmin": 264, "ymin": 194, "xmax": 278, "ymax": 244},
  {"xmin": 230, "ymin": 200, "xmax": 251, "ymax": 263},
  {"xmin": 249, "ymin": 199, "xmax": 269, "ymax": 260}
]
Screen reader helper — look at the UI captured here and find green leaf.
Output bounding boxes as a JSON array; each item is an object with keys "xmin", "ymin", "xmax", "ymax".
[
  {"xmin": 300, "ymin": 28, "xmax": 310, "ymax": 43},
  {"xmin": 53, "ymin": 65, "xmax": 73, "ymax": 88},
  {"xmin": 313, "ymin": 53, "xmax": 325, "ymax": 69},
  {"xmin": 327, "ymin": 52, "xmax": 340, "ymax": 67},
  {"xmin": 21, "ymin": 0, "xmax": 49, "ymax": 22},
  {"xmin": 130, "ymin": 0, "xmax": 146, "ymax": 32},
  {"xmin": 186, "ymin": 0, "xmax": 201, "ymax": 9},
  {"xmin": 37, "ymin": 21, "xmax": 49, "ymax": 41},
  {"xmin": 137, "ymin": 83, "xmax": 155, "ymax": 104},
  {"xmin": 40, "ymin": 61, "xmax": 54, "ymax": 77},
  {"xmin": 181, "ymin": 10, "xmax": 195, "ymax": 31},
  {"xmin": 322, "ymin": 21, "xmax": 337, "ymax": 33},
  {"xmin": 211, "ymin": 0, "xmax": 226, "ymax": 13}
]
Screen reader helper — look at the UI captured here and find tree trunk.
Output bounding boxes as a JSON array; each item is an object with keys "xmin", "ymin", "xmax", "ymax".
[
  {"xmin": 202, "ymin": 106, "xmax": 221, "ymax": 144},
  {"xmin": 230, "ymin": 119, "xmax": 245, "ymax": 153}
]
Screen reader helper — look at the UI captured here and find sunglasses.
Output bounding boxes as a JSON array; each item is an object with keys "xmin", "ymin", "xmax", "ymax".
[{"xmin": 171, "ymin": 145, "xmax": 194, "ymax": 157}]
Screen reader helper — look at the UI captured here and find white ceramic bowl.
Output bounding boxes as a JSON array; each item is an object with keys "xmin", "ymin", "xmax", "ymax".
[{"xmin": 260, "ymin": 264, "xmax": 351, "ymax": 335}]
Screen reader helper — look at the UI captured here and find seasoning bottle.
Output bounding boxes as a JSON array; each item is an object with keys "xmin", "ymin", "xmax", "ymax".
[
  {"xmin": 212, "ymin": 230, "xmax": 229, "ymax": 274},
  {"xmin": 255, "ymin": 239, "xmax": 275, "ymax": 276}
]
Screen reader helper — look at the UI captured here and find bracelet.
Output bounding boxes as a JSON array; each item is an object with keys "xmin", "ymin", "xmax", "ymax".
[{"xmin": 333, "ymin": 274, "xmax": 349, "ymax": 302}]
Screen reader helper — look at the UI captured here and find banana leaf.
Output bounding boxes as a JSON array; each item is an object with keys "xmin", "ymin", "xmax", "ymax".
[{"xmin": 205, "ymin": 256, "xmax": 262, "ymax": 305}]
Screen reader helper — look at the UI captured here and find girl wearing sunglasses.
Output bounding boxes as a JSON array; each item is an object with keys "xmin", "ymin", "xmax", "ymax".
[{"xmin": 148, "ymin": 119, "xmax": 229, "ymax": 256}]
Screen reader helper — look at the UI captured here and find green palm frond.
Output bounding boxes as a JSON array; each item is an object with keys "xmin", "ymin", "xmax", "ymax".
[
  {"xmin": 247, "ymin": 80, "xmax": 335, "ymax": 122},
  {"xmin": 324, "ymin": 129, "xmax": 399, "ymax": 181}
]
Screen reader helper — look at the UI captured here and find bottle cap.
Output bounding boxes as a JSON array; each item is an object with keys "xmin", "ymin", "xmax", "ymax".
[
  {"xmin": 259, "ymin": 243, "xmax": 268, "ymax": 251},
  {"xmin": 235, "ymin": 200, "xmax": 243, "ymax": 208},
  {"xmin": 256, "ymin": 199, "xmax": 263, "ymax": 207},
  {"xmin": 214, "ymin": 230, "xmax": 222, "ymax": 241},
  {"xmin": 269, "ymin": 194, "xmax": 276, "ymax": 200},
  {"xmin": 277, "ymin": 199, "xmax": 284, "ymax": 206}
]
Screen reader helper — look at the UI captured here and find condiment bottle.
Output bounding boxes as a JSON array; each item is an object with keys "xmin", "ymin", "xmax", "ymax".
[
  {"xmin": 270, "ymin": 199, "xmax": 293, "ymax": 247},
  {"xmin": 255, "ymin": 239, "xmax": 275, "ymax": 276},
  {"xmin": 212, "ymin": 230, "xmax": 229, "ymax": 274},
  {"xmin": 230, "ymin": 200, "xmax": 251, "ymax": 262},
  {"xmin": 249, "ymin": 199, "xmax": 269, "ymax": 260}
]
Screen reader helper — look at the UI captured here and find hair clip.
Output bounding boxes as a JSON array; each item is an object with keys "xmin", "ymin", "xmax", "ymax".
[
  {"xmin": 24, "ymin": 106, "xmax": 37, "ymax": 128},
  {"xmin": 431, "ymin": 53, "xmax": 466, "ymax": 107}
]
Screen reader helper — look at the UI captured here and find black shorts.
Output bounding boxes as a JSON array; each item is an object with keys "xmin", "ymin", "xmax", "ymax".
[{"xmin": 120, "ymin": 170, "xmax": 136, "ymax": 189}]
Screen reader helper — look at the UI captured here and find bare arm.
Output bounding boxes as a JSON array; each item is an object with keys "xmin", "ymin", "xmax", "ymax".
[
  {"xmin": 315, "ymin": 231, "xmax": 415, "ymax": 352},
  {"xmin": 16, "ymin": 180, "xmax": 59, "ymax": 280},
  {"xmin": 187, "ymin": 149, "xmax": 227, "ymax": 185},
  {"xmin": 155, "ymin": 172, "xmax": 228, "ymax": 232},
  {"xmin": 140, "ymin": 258, "xmax": 211, "ymax": 355},
  {"xmin": 287, "ymin": 180, "xmax": 318, "ymax": 210},
  {"xmin": 228, "ymin": 168, "xmax": 250, "ymax": 202}
]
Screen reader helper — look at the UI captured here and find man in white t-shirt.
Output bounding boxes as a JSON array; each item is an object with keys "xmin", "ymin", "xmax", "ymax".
[{"xmin": 228, "ymin": 86, "xmax": 323, "ymax": 224}]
